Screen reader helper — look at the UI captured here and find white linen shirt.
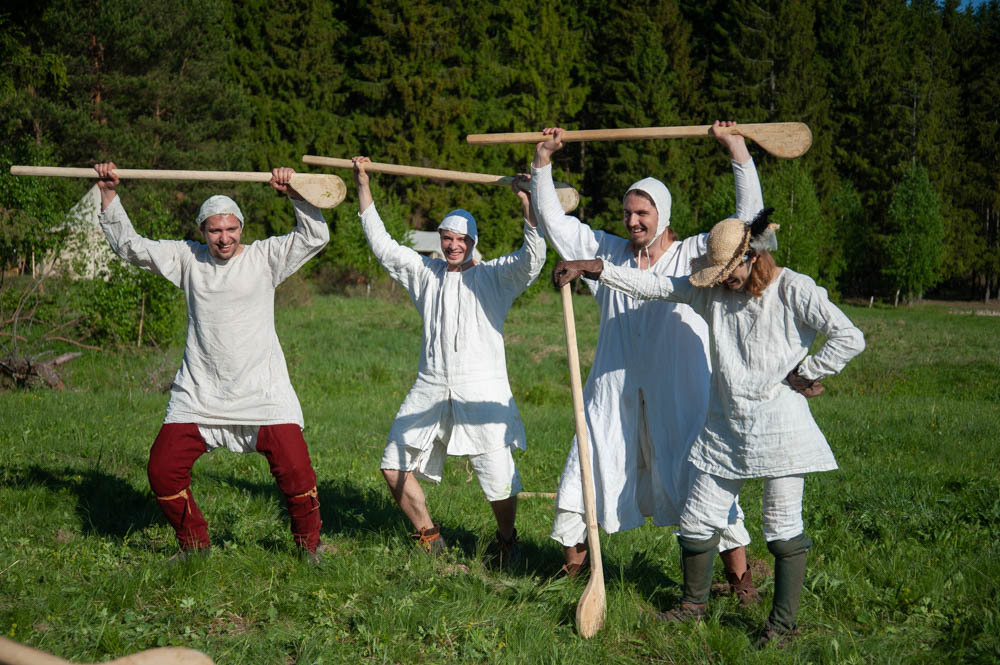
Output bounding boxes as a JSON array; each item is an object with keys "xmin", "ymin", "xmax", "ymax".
[
  {"xmin": 98, "ymin": 196, "xmax": 329, "ymax": 427},
  {"xmin": 599, "ymin": 265, "xmax": 866, "ymax": 479},
  {"xmin": 360, "ymin": 203, "xmax": 546, "ymax": 456},
  {"xmin": 530, "ymin": 159, "xmax": 763, "ymax": 532}
]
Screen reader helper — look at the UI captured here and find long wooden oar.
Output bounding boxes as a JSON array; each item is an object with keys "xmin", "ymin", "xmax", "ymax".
[
  {"xmin": 466, "ymin": 122, "xmax": 813, "ymax": 159},
  {"xmin": 560, "ymin": 282, "xmax": 605, "ymax": 638},
  {"xmin": 0, "ymin": 636, "xmax": 213, "ymax": 665},
  {"xmin": 9, "ymin": 166, "xmax": 347, "ymax": 209},
  {"xmin": 301, "ymin": 155, "xmax": 580, "ymax": 213}
]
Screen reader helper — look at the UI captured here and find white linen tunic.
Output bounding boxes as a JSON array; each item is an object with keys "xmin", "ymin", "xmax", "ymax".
[
  {"xmin": 530, "ymin": 160, "xmax": 763, "ymax": 532},
  {"xmin": 360, "ymin": 203, "xmax": 546, "ymax": 456},
  {"xmin": 598, "ymin": 265, "xmax": 866, "ymax": 478},
  {"xmin": 98, "ymin": 196, "xmax": 329, "ymax": 428}
]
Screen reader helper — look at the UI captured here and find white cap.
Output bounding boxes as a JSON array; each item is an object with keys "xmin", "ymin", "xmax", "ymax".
[
  {"xmin": 625, "ymin": 177, "xmax": 672, "ymax": 245},
  {"xmin": 196, "ymin": 195, "xmax": 244, "ymax": 227},
  {"xmin": 437, "ymin": 209, "xmax": 478, "ymax": 248}
]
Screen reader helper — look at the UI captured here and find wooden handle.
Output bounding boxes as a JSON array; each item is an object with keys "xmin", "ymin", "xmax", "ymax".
[
  {"xmin": 302, "ymin": 156, "xmax": 509, "ymax": 185},
  {"xmin": 9, "ymin": 166, "xmax": 346, "ymax": 209},
  {"xmin": 561, "ymin": 283, "xmax": 606, "ymax": 638},
  {"xmin": 303, "ymin": 154, "xmax": 580, "ymax": 212},
  {"xmin": 466, "ymin": 122, "xmax": 813, "ymax": 159},
  {"xmin": 10, "ymin": 166, "xmax": 276, "ymax": 183}
]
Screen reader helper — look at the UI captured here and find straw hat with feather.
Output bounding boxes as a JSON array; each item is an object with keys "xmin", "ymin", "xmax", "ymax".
[{"xmin": 688, "ymin": 208, "xmax": 779, "ymax": 287}]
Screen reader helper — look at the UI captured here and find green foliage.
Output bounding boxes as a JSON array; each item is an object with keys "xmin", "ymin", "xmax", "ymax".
[
  {"xmin": 0, "ymin": 143, "xmax": 78, "ymax": 272},
  {"xmin": 882, "ymin": 164, "xmax": 946, "ymax": 302},
  {"xmin": 765, "ymin": 160, "xmax": 844, "ymax": 295},
  {"xmin": 2, "ymin": 0, "xmax": 999, "ymax": 300},
  {"xmin": 77, "ymin": 195, "xmax": 185, "ymax": 347}
]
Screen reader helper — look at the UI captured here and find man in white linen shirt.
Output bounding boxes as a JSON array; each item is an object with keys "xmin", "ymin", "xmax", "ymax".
[
  {"xmin": 351, "ymin": 156, "xmax": 545, "ymax": 566},
  {"xmin": 94, "ymin": 162, "xmax": 332, "ymax": 563},
  {"xmin": 530, "ymin": 122, "xmax": 760, "ymax": 602}
]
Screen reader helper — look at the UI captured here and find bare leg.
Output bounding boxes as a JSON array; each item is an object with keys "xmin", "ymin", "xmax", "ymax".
[
  {"xmin": 489, "ymin": 496, "xmax": 518, "ymax": 541},
  {"xmin": 719, "ymin": 545, "xmax": 747, "ymax": 575},
  {"xmin": 382, "ymin": 469, "xmax": 434, "ymax": 532},
  {"xmin": 564, "ymin": 541, "xmax": 587, "ymax": 568}
]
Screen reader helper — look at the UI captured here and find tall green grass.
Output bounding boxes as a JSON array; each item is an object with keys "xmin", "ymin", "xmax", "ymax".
[{"xmin": 1, "ymin": 291, "xmax": 998, "ymax": 664}]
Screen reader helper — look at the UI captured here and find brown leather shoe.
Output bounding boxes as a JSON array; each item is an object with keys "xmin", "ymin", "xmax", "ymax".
[
  {"xmin": 302, "ymin": 541, "xmax": 337, "ymax": 564},
  {"xmin": 412, "ymin": 524, "xmax": 447, "ymax": 555},
  {"xmin": 726, "ymin": 566, "xmax": 761, "ymax": 607},
  {"xmin": 658, "ymin": 601, "xmax": 707, "ymax": 622}
]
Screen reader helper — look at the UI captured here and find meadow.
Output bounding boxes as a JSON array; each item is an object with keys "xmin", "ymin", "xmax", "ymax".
[{"xmin": 1, "ymin": 285, "xmax": 998, "ymax": 664}]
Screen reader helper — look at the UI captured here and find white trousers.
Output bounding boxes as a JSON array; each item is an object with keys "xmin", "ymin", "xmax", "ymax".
[
  {"xmin": 380, "ymin": 407, "xmax": 521, "ymax": 503},
  {"xmin": 680, "ymin": 472, "xmax": 805, "ymax": 543},
  {"xmin": 550, "ymin": 506, "xmax": 751, "ymax": 551}
]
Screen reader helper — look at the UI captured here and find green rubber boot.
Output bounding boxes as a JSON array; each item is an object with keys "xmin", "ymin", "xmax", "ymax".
[
  {"xmin": 660, "ymin": 533, "xmax": 720, "ymax": 622},
  {"xmin": 758, "ymin": 533, "xmax": 813, "ymax": 647}
]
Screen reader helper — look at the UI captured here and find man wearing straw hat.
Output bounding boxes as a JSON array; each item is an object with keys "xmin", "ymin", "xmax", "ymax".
[
  {"xmin": 552, "ymin": 209, "xmax": 865, "ymax": 646},
  {"xmin": 93, "ymin": 162, "xmax": 332, "ymax": 563},
  {"xmin": 351, "ymin": 156, "xmax": 545, "ymax": 566},
  {"xmin": 530, "ymin": 122, "xmax": 761, "ymax": 602}
]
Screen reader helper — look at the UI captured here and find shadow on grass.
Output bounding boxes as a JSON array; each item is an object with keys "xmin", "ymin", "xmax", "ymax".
[{"xmin": 7, "ymin": 465, "xmax": 159, "ymax": 538}]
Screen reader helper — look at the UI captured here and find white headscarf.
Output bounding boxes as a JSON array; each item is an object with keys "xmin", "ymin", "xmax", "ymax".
[
  {"xmin": 624, "ymin": 177, "xmax": 672, "ymax": 245},
  {"xmin": 196, "ymin": 195, "xmax": 244, "ymax": 228},
  {"xmin": 437, "ymin": 209, "xmax": 478, "ymax": 249}
]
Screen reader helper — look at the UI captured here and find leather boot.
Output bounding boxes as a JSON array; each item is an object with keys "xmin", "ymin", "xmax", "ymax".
[
  {"xmin": 758, "ymin": 533, "xmax": 812, "ymax": 647},
  {"xmin": 660, "ymin": 533, "xmax": 719, "ymax": 622},
  {"xmin": 721, "ymin": 546, "xmax": 761, "ymax": 607}
]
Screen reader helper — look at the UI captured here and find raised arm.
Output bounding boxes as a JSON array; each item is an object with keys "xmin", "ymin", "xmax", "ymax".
[
  {"xmin": 530, "ymin": 128, "xmax": 600, "ymax": 260},
  {"xmin": 265, "ymin": 167, "xmax": 330, "ymax": 286},
  {"xmin": 352, "ymin": 156, "xmax": 424, "ymax": 284},
  {"xmin": 713, "ymin": 120, "xmax": 764, "ymax": 222},
  {"xmin": 94, "ymin": 161, "xmax": 184, "ymax": 286}
]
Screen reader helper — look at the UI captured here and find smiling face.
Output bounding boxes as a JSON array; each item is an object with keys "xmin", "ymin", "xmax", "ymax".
[
  {"xmin": 622, "ymin": 191, "xmax": 659, "ymax": 250},
  {"xmin": 200, "ymin": 214, "xmax": 243, "ymax": 260},
  {"xmin": 439, "ymin": 229, "xmax": 474, "ymax": 269}
]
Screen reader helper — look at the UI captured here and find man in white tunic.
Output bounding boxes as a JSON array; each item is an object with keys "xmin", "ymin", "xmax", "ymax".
[
  {"xmin": 530, "ymin": 123, "xmax": 760, "ymax": 599},
  {"xmin": 351, "ymin": 157, "xmax": 545, "ymax": 564},
  {"xmin": 553, "ymin": 209, "xmax": 865, "ymax": 645},
  {"xmin": 94, "ymin": 162, "xmax": 331, "ymax": 562}
]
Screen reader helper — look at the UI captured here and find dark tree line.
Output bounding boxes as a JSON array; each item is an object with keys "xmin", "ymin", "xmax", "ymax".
[{"xmin": 3, "ymin": 0, "xmax": 998, "ymax": 304}]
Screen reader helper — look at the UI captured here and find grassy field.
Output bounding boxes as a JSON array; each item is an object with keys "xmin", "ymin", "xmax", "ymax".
[{"xmin": 1, "ymin": 286, "xmax": 998, "ymax": 664}]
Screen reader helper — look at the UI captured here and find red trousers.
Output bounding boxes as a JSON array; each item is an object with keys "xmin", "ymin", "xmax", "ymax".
[{"xmin": 147, "ymin": 423, "xmax": 322, "ymax": 552}]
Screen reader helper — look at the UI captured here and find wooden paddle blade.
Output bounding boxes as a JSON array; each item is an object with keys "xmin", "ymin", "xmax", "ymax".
[
  {"xmin": 576, "ymin": 572, "xmax": 607, "ymax": 638},
  {"xmin": 729, "ymin": 122, "xmax": 812, "ymax": 159},
  {"xmin": 105, "ymin": 647, "xmax": 214, "ymax": 665},
  {"xmin": 288, "ymin": 173, "xmax": 346, "ymax": 209},
  {"xmin": 554, "ymin": 183, "xmax": 580, "ymax": 213}
]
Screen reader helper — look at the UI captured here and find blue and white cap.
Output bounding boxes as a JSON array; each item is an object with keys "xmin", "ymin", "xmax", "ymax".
[{"xmin": 437, "ymin": 208, "xmax": 478, "ymax": 248}]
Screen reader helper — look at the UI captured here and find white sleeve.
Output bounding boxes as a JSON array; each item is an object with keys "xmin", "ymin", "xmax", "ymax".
[
  {"xmin": 493, "ymin": 221, "xmax": 547, "ymax": 293},
  {"xmin": 265, "ymin": 199, "xmax": 330, "ymax": 286},
  {"xmin": 529, "ymin": 163, "xmax": 600, "ymax": 260},
  {"xmin": 98, "ymin": 196, "xmax": 185, "ymax": 287},
  {"xmin": 732, "ymin": 157, "xmax": 764, "ymax": 222},
  {"xmin": 598, "ymin": 262, "xmax": 697, "ymax": 305},
  {"xmin": 359, "ymin": 202, "xmax": 427, "ymax": 288},
  {"xmin": 790, "ymin": 276, "xmax": 866, "ymax": 380}
]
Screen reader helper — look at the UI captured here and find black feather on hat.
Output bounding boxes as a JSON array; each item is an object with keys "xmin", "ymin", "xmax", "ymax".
[{"xmin": 748, "ymin": 206, "xmax": 775, "ymax": 239}]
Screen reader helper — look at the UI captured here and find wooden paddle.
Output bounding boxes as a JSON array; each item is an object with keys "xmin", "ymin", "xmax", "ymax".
[
  {"xmin": 8, "ymin": 166, "xmax": 347, "ymax": 209},
  {"xmin": 560, "ymin": 282, "xmax": 606, "ymax": 638},
  {"xmin": 0, "ymin": 636, "xmax": 213, "ymax": 665},
  {"xmin": 466, "ymin": 122, "xmax": 813, "ymax": 159},
  {"xmin": 301, "ymin": 155, "xmax": 581, "ymax": 213}
]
